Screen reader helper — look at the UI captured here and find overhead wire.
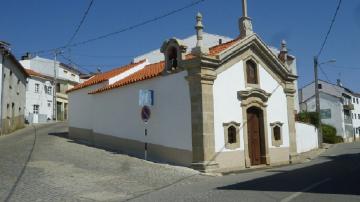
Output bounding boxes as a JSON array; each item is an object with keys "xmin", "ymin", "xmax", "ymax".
[
  {"xmin": 317, "ymin": 0, "xmax": 342, "ymax": 57},
  {"xmin": 31, "ymin": 0, "xmax": 205, "ymax": 55}
]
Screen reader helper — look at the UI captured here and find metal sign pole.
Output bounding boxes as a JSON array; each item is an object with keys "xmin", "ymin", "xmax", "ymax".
[{"xmin": 144, "ymin": 122, "xmax": 148, "ymax": 160}]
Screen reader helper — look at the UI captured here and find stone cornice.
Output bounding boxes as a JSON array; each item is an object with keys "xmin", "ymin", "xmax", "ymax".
[{"xmin": 238, "ymin": 88, "xmax": 271, "ymax": 103}]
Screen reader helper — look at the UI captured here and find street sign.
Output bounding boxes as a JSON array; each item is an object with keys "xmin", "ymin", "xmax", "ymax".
[
  {"xmin": 139, "ymin": 90, "xmax": 154, "ymax": 106},
  {"xmin": 141, "ymin": 106, "xmax": 151, "ymax": 123}
]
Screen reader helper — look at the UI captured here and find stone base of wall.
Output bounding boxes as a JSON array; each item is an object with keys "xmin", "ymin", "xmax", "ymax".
[
  {"xmin": 1, "ymin": 116, "xmax": 25, "ymax": 135},
  {"xmin": 214, "ymin": 150, "xmax": 245, "ymax": 172},
  {"xmin": 69, "ymin": 127, "xmax": 192, "ymax": 166},
  {"xmin": 269, "ymin": 147, "xmax": 290, "ymax": 165}
]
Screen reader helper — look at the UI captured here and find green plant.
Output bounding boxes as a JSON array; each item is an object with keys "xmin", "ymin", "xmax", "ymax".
[
  {"xmin": 322, "ymin": 124, "xmax": 342, "ymax": 144},
  {"xmin": 296, "ymin": 111, "xmax": 320, "ymax": 127}
]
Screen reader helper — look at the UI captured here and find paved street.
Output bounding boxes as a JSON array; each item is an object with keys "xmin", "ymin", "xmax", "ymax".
[
  {"xmin": 0, "ymin": 123, "xmax": 200, "ymax": 202},
  {"xmin": 1, "ymin": 123, "xmax": 360, "ymax": 202},
  {"xmin": 133, "ymin": 142, "xmax": 360, "ymax": 202}
]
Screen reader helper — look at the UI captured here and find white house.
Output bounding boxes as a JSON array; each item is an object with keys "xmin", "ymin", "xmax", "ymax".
[
  {"xmin": 24, "ymin": 69, "xmax": 54, "ymax": 123},
  {"xmin": 351, "ymin": 93, "xmax": 360, "ymax": 141},
  {"xmin": 20, "ymin": 55, "xmax": 81, "ymax": 121},
  {"xmin": 299, "ymin": 79, "xmax": 359, "ymax": 142},
  {"xmin": 67, "ymin": 1, "xmax": 318, "ymax": 172}
]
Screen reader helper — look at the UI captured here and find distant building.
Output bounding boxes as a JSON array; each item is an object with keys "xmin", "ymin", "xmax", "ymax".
[
  {"xmin": 299, "ymin": 80, "xmax": 360, "ymax": 142},
  {"xmin": 20, "ymin": 55, "xmax": 81, "ymax": 121},
  {"xmin": 0, "ymin": 41, "xmax": 28, "ymax": 134},
  {"xmin": 25, "ymin": 69, "xmax": 54, "ymax": 123}
]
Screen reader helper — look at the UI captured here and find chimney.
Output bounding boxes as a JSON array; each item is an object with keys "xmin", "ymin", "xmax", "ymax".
[
  {"xmin": 337, "ymin": 79, "xmax": 343, "ymax": 87},
  {"xmin": 21, "ymin": 52, "xmax": 32, "ymax": 60},
  {"xmin": 218, "ymin": 38, "xmax": 223, "ymax": 45}
]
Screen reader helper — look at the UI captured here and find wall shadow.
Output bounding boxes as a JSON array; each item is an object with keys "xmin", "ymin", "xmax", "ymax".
[{"xmin": 217, "ymin": 152, "xmax": 360, "ymax": 196}]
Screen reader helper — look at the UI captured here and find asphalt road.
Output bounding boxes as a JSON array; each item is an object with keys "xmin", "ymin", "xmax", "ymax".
[
  {"xmin": 133, "ymin": 142, "xmax": 360, "ymax": 202},
  {"xmin": 0, "ymin": 123, "xmax": 359, "ymax": 202}
]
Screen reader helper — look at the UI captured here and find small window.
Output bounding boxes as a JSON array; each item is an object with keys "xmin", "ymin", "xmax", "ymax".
[
  {"xmin": 246, "ymin": 60, "xmax": 258, "ymax": 84},
  {"xmin": 353, "ymin": 98, "xmax": 356, "ymax": 103},
  {"xmin": 63, "ymin": 70, "xmax": 68, "ymax": 74},
  {"xmin": 357, "ymin": 98, "xmax": 359, "ymax": 104},
  {"xmin": 47, "ymin": 100, "xmax": 52, "ymax": 107},
  {"xmin": 358, "ymin": 114, "xmax": 360, "ymax": 119},
  {"xmin": 270, "ymin": 122, "xmax": 283, "ymax": 147},
  {"xmin": 223, "ymin": 122, "xmax": 240, "ymax": 149},
  {"xmin": 33, "ymin": 105, "xmax": 39, "ymax": 114},
  {"xmin": 35, "ymin": 83, "xmax": 40, "ymax": 93},
  {"xmin": 19, "ymin": 107, "xmax": 21, "ymax": 112},
  {"xmin": 227, "ymin": 126, "xmax": 237, "ymax": 144},
  {"xmin": 318, "ymin": 84, "xmax": 322, "ymax": 89},
  {"xmin": 71, "ymin": 73, "xmax": 75, "ymax": 77},
  {"xmin": 10, "ymin": 71, "xmax": 12, "ymax": 76},
  {"xmin": 274, "ymin": 126, "xmax": 281, "ymax": 141}
]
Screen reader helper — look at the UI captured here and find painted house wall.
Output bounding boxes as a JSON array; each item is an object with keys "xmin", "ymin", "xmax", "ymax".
[
  {"xmin": 20, "ymin": 57, "xmax": 80, "ymax": 83},
  {"xmin": 352, "ymin": 95, "xmax": 360, "ymax": 139},
  {"xmin": 91, "ymin": 71, "xmax": 192, "ymax": 151},
  {"xmin": 68, "ymin": 83, "xmax": 106, "ymax": 130},
  {"xmin": 1, "ymin": 56, "xmax": 27, "ymax": 134},
  {"xmin": 295, "ymin": 122, "xmax": 318, "ymax": 153},
  {"xmin": 213, "ymin": 60, "xmax": 290, "ymax": 167},
  {"xmin": 25, "ymin": 77, "xmax": 54, "ymax": 123}
]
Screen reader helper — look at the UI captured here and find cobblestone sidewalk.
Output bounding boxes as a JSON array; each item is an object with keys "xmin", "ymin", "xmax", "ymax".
[{"xmin": 0, "ymin": 123, "xmax": 202, "ymax": 202}]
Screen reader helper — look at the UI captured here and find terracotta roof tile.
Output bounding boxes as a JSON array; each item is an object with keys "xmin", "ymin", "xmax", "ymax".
[
  {"xmin": 209, "ymin": 37, "xmax": 240, "ymax": 56},
  {"xmin": 89, "ymin": 61, "xmax": 165, "ymax": 94},
  {"xmin": 25, "ymin": 69, "xmax": 49, "ymax": 79},
  {"xmin": 66, "ymin": 60, "xmax": 146, "ymax": 93},
  {"xmin": 76, "ymin": 37, "xmax": 241, "ymax": 94}
]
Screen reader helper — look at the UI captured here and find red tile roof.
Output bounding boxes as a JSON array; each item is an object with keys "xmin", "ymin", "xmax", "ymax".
[
  {"xmin": 25, "ymin": 69, "xmax": 49, "ymax": 79},
  {"xmin": 89, "ymin": 61, "xmax": 165, "ymax": 94},
  {"xmin": 209, "ymin": 37, "xmax": 240, "ymax": 56},
  {"xmin": 69, "ymin": 37, "xmax": 241, "ymax": 94},
  {"xmin": 66, "ymin": 60, "xmax": 146, "ymax": 93}
]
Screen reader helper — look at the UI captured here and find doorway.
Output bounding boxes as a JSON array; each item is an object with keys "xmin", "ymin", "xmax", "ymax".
[{"xmin": 247, "ymin": 107, "xmax": 266, "ymax": 165}]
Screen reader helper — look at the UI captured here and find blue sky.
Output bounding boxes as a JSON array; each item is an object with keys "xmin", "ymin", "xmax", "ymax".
[{"xmin": 1, "ymin": 0, "xmax": 359, "ymax": 92}]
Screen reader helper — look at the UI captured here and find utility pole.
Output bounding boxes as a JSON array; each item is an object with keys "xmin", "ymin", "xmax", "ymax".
[
  {"xmin": 314, "ymin": 56, "xmax": 323, "ymax": 148},
  {"xmin": 53, "ymin": 50, "xmax": 60, "ymax": 122}
]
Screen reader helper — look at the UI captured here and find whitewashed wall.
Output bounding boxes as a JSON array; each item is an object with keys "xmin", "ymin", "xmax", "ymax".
[
  {"xmin": 25, "ymin": 77, "xmax": 54, "ymax": 122},
  {"xmin": 213, "ymin": 61, "xmax": 290, "ymax": 153},
  {"xmin": 296, "ymin": 122, "xmax": 318, "ymax": 153},
  {"xmin": 68, "ymin": 83, "xmax": 106, "ymax": 130},
  {"xmin": 73, "ymin": 71, "xmax": 192, "ymax": 151}
]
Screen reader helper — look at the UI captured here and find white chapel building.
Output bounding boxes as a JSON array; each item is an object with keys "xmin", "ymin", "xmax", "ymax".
[{"xmin": 67, "ymin": 1, "xmax": 318, "ymax": 172}]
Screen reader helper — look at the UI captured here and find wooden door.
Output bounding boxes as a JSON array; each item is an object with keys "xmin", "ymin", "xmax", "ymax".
[{"xmin": 247, "ymin": 107, "xmax": 262, "ymax": 165}]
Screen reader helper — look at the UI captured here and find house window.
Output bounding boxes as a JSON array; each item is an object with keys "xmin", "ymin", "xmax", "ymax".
[
  {"xmin": 353, "ymin": 98, "xmax": 356, "ymax": 103},
  {"xmin": 35, "ymin": 83, "xmax": 40, "ymax": 93},
  {"xmin": 246, "ymin": 60, "xmax": 258, "ymax": 84},
  {"xmin": 358, "ymin": 114, "xmax": 360, "ymax": 119},
  {"xmin": 48, "ymin": 100, "xmax": 52, "ymax": 107},
  {"xmin": 270, "ymin": 122, "xmax": 283, "ymax": 147},
  {"xmin": 357, "ymin": 98, "xmax": 359, "ymax": 104},
  {"xmin": 63, "ymin": 70, "xmax": 68, "ymax": 74},
  {"xmin": 71, "ymin": 73, "xmax": 75, "ymax": 77},
  {"xmin": 223, "ymin": 121, "xmax": 241, "ymax": 150},
  {"xmin": 33, "ymin": 105, "xmax": 39, "ymax": 114},
  {"xmin": 45, "ymin": 86, "xmax": 52, "ymax": 95},
  {"xmin": 318, "ymin": 84, "xmax": 322, "ymax": 89}
]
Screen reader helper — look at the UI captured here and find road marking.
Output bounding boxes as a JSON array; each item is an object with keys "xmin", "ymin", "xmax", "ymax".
[{"xmin": 280, "ymin": 178, "xmax": 331, "ymax": 202}]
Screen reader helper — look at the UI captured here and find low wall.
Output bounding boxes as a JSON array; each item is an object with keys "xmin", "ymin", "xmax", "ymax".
[{"xmin": 295, "ymin": 122, "xmax": 318, "ymax": 153}]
